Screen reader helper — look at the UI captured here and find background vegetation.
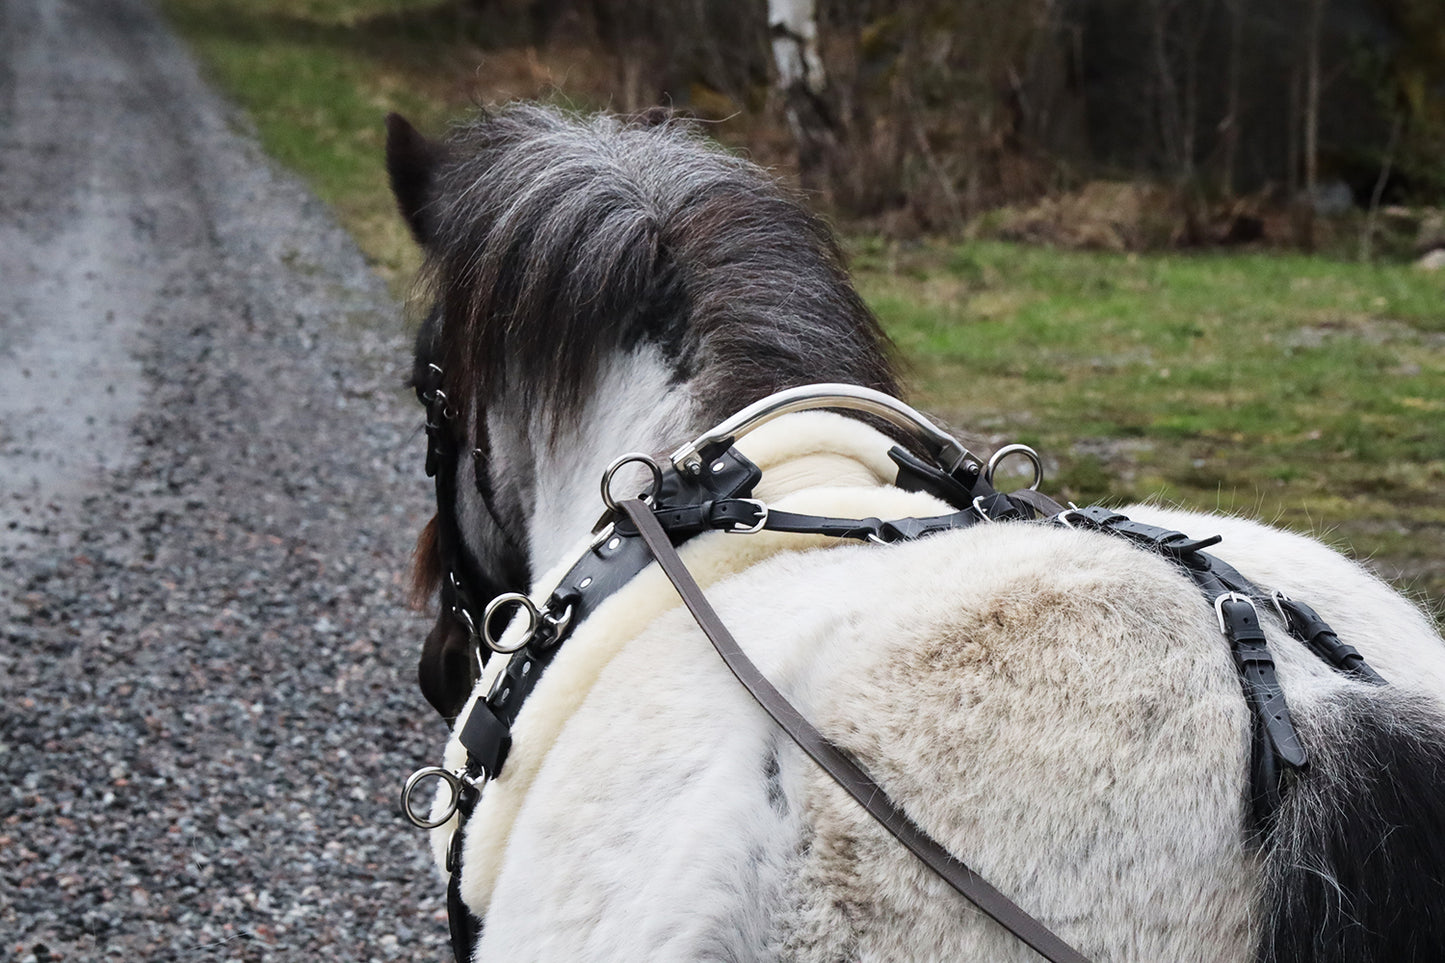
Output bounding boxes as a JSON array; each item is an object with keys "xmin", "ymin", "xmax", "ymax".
[{"xmin": 160, "ymin": 0, "xmax": 1444, "ymax": 613}]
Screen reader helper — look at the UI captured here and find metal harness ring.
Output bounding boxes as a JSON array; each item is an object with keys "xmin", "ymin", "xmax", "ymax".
[
  {"xmin": 401, "ymin": 766, "xmax": 465, "ymax": 829},
  {"xmin": 482, "ymin": 592, "xmax": 540, "ymax": 654},
  {"xmin": 984, "ymin": 444, "xmax": 1044, "ymax": 491},
  {"xmin": 600, "ymin": 452, "xmax": 664, "ymax": 513}
]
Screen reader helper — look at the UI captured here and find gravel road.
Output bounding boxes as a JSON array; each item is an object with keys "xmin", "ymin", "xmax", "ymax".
[{"xmin": 2, "ymin": 1, "xmax": 450, "ymax": 959}]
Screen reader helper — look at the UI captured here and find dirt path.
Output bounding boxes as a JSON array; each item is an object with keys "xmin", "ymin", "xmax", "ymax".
[{"xmin": 1, "ymin": 1, "xmax": 450, "ymax": 958}]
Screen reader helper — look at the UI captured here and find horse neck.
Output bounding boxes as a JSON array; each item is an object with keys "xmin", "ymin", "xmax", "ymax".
[{"xmin": 490, "ymin": 345, "xmax": 701, "ymax": 578}]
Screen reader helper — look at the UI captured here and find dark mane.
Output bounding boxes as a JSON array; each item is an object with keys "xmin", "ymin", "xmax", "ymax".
[{"xmin": 418, "ymin": 104, "xmax": 899, "ymax": 424}]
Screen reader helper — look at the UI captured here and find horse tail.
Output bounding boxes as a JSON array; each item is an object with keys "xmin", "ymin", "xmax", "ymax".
[{"xmin": 1260, "ymin": 687, "xmax": 1445, "ymax": 962}]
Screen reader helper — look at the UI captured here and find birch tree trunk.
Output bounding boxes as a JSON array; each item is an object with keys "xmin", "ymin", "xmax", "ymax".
[
  {"xmin": 1220, "ymin": 0, "xmax": 1243, "ymax": 197},
  {"xmin": 1304, "ymin": 0, "xmax": 1324, "ymax": 197},
  {"xmin": 767, "ymin": 0, "xmax": 834, "ymax": 191}
]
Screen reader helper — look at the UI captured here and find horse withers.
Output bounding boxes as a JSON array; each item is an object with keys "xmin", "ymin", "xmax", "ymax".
[{"xmin": 386, "ymin": 104, "xmax": 1445, "ymax": 962}]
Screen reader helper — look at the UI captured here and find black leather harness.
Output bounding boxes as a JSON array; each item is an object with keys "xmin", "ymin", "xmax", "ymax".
[{"xmin": 405, "ymin": 390, "xmax": 1385, "ymax": 963}]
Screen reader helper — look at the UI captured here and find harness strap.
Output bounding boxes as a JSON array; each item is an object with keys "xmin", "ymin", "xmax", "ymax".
[
  {"xmin": 1273, "ymin": 596, "xmax": 1387, "ymax": 684},
  {"xmin": 446, "ymin": 823, "xmax": 482, "ymax": 955},
  {"xmin": 1214, "ymin": 592, "xmax": 1308, "ymax": 830},
  {"xmin": 620, "ymin": 499, "xmax": 1094, "ymax": 963},
  {"xmin": 647, "ymin": 498, "xmax": 1020, "ymax": 542}
]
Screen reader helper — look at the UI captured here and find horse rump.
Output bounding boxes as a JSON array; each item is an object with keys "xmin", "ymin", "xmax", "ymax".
[{"xmin": 1264, "ymin": 687, "xmax": 1445, "ymax": 962}]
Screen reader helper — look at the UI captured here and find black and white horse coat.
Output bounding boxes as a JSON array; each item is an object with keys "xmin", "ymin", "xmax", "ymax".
[{"xmin": 388, "ymin": 105, "xmax": 1445, "ymax": 962}]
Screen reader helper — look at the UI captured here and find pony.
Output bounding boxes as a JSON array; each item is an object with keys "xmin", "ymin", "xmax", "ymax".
[{"xmin": 385, "ymin": 104, "xmax": 1445, "ymax": 962}]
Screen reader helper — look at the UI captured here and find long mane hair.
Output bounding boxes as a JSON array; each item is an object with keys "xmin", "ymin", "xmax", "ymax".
[
  {"xmin": 411, "ymin": 104, "xmax": 901, "ymax": 428},
  {"xmin": 394, "ymin": 105, "xmax": 907, "ymax": 714}
]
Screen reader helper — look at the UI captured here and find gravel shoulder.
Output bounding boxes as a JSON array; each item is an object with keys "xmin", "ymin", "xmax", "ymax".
[{"xmin": 2, "ymin": 1, "xmax": 448, "ymax": 958}]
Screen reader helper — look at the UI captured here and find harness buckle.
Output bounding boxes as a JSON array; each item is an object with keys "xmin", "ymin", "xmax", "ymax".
[
  {"xmin": 1055, "ymin": 507, "xmax": 1080, "ymax": 528},
  {"xmin": 1269, "ymin": 590, "xmax": 1293, "ymax": 625},
  {"xmin": 724, "ymin": 498, "xmax": 769, "ymax": 535},
  {"xmin": 971, "ymin": 495, "xmax": 995, "ymax": 523},
  {"xmin": 1214, "ymin": 591, "xmax": 1259, "ymax": 635}
]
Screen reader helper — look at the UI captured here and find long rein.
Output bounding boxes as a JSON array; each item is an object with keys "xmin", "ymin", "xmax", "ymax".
[{"xmin": 403, "ymin": 384, "xmax": 1385, "ymax": 963}]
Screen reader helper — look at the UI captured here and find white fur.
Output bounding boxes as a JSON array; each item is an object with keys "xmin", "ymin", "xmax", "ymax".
[
  {"xmin": 428, "ymin": 394, "xmax": 1445, "ymax": 962},
  {"xmin": 453, "ymin": 345, "xmax": 698, "ymax": 582}
]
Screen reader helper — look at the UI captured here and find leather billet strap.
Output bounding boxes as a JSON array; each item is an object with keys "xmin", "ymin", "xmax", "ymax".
[
  {"xmin": 620, "ymin": 499, "xmax": 1095, "ymax": 963},
  {"xmin": 1272, "ymin": 595, "xmax": 1387, "ymax": 684}
]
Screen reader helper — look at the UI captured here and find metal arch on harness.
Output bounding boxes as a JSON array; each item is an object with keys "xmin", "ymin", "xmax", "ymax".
[{"xmin": 403, "ymin": 383, "xmax": 1388, "ymax": 963}]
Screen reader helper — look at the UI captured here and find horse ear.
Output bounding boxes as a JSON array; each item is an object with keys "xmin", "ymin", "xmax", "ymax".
[{"xmin": 386, "ymin": 112, "xmax": 443, "ymax": 245}]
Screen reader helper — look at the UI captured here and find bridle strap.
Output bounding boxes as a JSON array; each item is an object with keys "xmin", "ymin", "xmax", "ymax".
[{"xmin": 620, "ymin": 499, "xmax": 1094, "ymax": 963}]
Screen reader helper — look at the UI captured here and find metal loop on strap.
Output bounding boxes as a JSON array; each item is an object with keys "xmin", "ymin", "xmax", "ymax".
[
  {"xmin": 985, "ymin": 444, "xmax": 1044, "ymax": 491},
  {"xmin": 1269, "ymin": 590, "xmax": 1292, "ymax": 624},
  {"xmin": 1214, "ymin": 591, "xmax": 1258, "ymax": 635},
  {"xmin": 401, "ymin": 766, "xmax": 470, "ymax": 829},
  {"xmin": 482, "ymin": 592, "xmax": 540, "ymax": 654},
  {"xmin": 541, "ymin": 603, "xmax": 574, "ymax": 643},
  {"xmin": 601, "ymin": 452, "xmax": 664, "ymax": 513}
]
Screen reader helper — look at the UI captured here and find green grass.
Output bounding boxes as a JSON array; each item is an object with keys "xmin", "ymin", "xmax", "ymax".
[
  {"xmin": 160, "ymin": 1, "xmax": 1445, "ymax": 614},
  {"xmin": 854, "ymin": 240, "xmax": 1445, "ymax": 611}
]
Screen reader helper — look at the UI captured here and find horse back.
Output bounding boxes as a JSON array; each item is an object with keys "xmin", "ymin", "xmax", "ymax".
[{"xmin": 483, "ymin": 509, "xmax": 1445, "ymax": 961}]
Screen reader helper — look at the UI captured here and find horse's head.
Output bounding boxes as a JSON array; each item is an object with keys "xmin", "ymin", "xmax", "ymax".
[
  {"xmin": 389, "ymin": 114, "xmax": 533, "ymax": 719},
  {"xmin": 387, "ymin": 105, "xmax": 900, "ymax": 720}
]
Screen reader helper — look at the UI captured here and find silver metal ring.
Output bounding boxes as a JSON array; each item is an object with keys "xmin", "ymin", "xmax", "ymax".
[
  {"xmin": 401, "ymin": 766, "xmax": 462, "ymax": 829},
  {"xmin": 482, "ymin": 592, "xmax": 540, "ymax": 654},
  {"xmin": 600, "ymin": 452, "xmax": 664, "ymax": 513},
  {"xmin": 984, "ymin": 444, "xmax": 1043, "ymax": 491}
]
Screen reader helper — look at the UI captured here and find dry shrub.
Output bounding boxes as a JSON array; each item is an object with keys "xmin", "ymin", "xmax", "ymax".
[{"xmin": 985, "ymin": 181, "xmax": 1189, "ymax": 251}]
